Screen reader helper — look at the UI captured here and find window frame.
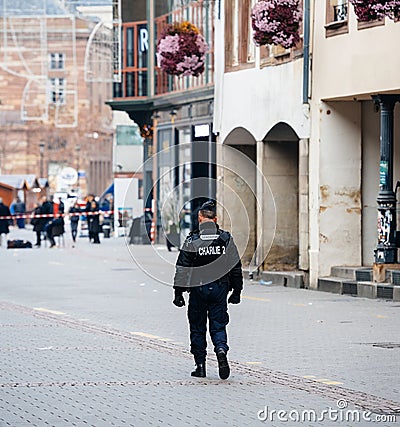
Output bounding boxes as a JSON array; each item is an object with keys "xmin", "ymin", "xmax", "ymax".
[
  {"xmin": 49, "ymin": 77, "xmax": 66, "ymax": 105},
  {"xmin": 225, "ymin": 0, "xmax": 255, "ymax": 72},
  {"xmin": 325, "ymin": 0, "xmax": 349, "ymax": 37},
  {"xmin": 49, "ymin": 52, "xmax": 65, "ymax": 70}
]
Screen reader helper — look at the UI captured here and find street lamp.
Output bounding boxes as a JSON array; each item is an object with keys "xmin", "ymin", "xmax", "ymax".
[{"xmin": 39, "ymin": 142, "xmax": 45, "ymax": 177}]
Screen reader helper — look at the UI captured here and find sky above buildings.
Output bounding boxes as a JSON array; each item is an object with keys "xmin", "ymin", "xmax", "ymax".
[{"xmin": 0, "ymin": 0, "xmax": 112, "ymax": 16}]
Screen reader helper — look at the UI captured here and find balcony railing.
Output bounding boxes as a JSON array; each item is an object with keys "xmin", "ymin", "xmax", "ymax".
[
  {"xmin": 154, "ymin": 0, "xmax": 214, "ymax": 96},
  {"xmin": 113, "ymin": 1, "xmax": 214, "ymax": 100},
  {"xmin": 333, "ymin": 3, "xmax": 348, "ymax": 22}
]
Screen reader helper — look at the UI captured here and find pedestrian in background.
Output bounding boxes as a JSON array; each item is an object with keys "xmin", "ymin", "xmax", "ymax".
[
  {"xmin": 0, "ymin": 197, "xmax": 11, "ymax": 248},
  {"xmin": 85, "ymin": 194, "xmax": 95, "ymax": 242},
  {"xmin": 46, "ymin": 216, "xmax": 64, "ymax": 248},
  {"xmin": 88, "ymin": 199, "xmax": 100, "ymax": 244},
  {"xmin": 58, "ymin": 197, "xmax": 65, "ymax": 216},
  {"xmin": 173, "ymin": 200, "xmax": 243, "ymax": 380},
  {"xmin": 31, "ymin": 202, "xmax": 42, "ymax": 247},
  {"xmin": 35, "ymin": 196, "xmax": 53, "ymax": 248},
  {"xmin": 69, "ymin": 201, "xmax": 80, "ymax": 245},
  {"xmin": 13, "ymin": 197, "xmax": 26, "ymax": 229}
]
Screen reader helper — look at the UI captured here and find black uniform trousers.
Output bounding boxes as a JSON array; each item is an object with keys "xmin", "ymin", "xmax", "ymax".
[{"xmin": 188, "ymin": 280, "xmax": 229, "ymax": 364}]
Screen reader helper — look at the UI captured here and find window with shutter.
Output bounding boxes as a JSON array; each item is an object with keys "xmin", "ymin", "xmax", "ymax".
[{"xmin": 325, "ymin": 0, "xmax": 349, "ymax": 37}]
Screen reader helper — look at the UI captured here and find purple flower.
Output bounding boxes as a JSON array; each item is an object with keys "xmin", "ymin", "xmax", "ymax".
[
  {"xmin": 349, "ymin": 0, "xmax": 400, "ymax": 21},
  {"xmin": 156, "ymin": 21, "xmax": 209, "ymax": 77},
  {"xmin": 251, "ymin": 0, "xmax": 302, "ymax": 49},
  {"xmin": 176, "ymin": 55, "xmax": 205, "ymax": 77},
  {"xmin": 157, "ymin": 34, "xmax": 181, "ymax": 54}
]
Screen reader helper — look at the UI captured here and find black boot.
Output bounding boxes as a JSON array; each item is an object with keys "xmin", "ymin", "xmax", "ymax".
[
  {"xmin": 216, "ymin": 348, "xmax": 230, "ymax": 380},
  {"xmin": 191, "ymin": 363, "xmax": 206, "ymax": 378}
]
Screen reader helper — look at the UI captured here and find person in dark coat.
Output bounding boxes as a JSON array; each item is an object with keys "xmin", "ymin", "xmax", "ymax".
[
  {"xmin": 0, "ymin": 197, "xmax": 11, "ymax": 248},
  {"xmin": 173, "ymin": 201, "xmax": 243, "ymax": 380},
  {"xmin": 88, "ymin": 200, "xmax": 100, "ymax": 244},
  {"xmin": 35, "ymin": 196, "xmax": 53, "ymax": 247},
  {"xmin": 58, "ymin": 198, "xmax": 65, "ymax": 215},
  {"xmin": 31, "ymin": 203, "xmax": 42, "ymax": 247},
  {"xmin": 69, "ymin": 201, "xmax": 80, "ymax": 244},
  {"xmin": 46, "ymin": 198, "xmax": 65, "ymax": 248},
  {"xmin": 46, "ymin": 216, "xmax": 64, "ymax": 248},
  {"xmin": 85, "ymin": 194, "xmax": 95, "ymax": 242},
  {"xmin": 13, "ymin": 197, "xmax": 26, "ymax": 229}
]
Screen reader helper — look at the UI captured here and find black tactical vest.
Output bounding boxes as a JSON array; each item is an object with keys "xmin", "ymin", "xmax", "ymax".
[{"xmin": 189, "ymin": 223, "xmax": 231, "ymax": 285}]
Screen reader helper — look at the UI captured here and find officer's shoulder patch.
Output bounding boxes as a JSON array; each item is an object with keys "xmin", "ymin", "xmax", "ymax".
[{"xmin": 200, "ymin": 234, "xmax": 219, "ymax": 241}]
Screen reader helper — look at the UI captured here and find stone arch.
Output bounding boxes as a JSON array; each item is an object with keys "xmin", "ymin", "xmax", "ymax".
[
  {"xmin": 263, "ymin": 122, "xmax": 303, "ymax": 270},
  {"xmin": 219, "ymin": 127, "xmax": 257, "ymax": 267}
]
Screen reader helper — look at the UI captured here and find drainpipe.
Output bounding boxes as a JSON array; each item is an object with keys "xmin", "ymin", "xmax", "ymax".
[{"xmin": 302, "ymin": 0, "xmax": 310, "ymax": 105}]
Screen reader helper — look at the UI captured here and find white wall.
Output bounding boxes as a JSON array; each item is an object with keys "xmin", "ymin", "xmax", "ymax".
[
  {"xmin": 114, "ymin": 177, "xmax": 143, "ymax": 234},
  {"xmin": 218, "ymin": 60, "xmax": 309, "ymax": 142},
  {"xmin": 115, "ymin": 145, "xmax": 143, "ymax": 173},
  {"xmin": 112, "ymin": 111, "xmax": 143, "ymax": 173}
]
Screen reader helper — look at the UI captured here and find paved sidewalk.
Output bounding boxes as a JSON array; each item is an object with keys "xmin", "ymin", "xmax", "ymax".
[{"xmin": 0, "ymin": 227, "xmax": 399, "ymax": 426}]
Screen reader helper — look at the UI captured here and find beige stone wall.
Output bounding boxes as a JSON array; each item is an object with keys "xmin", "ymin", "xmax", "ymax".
[
  {"xmin": 313, "ymin": 4, "xmax": 400, "ymax": 101},
  {"xmin": 309, "ymin": 100, "xmax": 363, "ymax": 282}
]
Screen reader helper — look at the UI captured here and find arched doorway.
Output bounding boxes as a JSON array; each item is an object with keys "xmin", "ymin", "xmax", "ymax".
[
  {"xmin": 263, "ymin": 122, "xmax": 300, "ymax": 270},
  {"xmin": 220, "ymin": 127, "xmax": 257, "ymax": 267}
]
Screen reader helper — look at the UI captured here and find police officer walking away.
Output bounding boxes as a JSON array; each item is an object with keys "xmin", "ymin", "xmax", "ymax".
[{"xmin": 173, "ymin": 201, "xmax": 243, "ymax": 380}]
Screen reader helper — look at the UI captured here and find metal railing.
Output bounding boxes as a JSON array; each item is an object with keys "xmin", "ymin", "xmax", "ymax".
[{"xmin": 154, "ymin": 0, "xmax": 214, "ymax": 96}]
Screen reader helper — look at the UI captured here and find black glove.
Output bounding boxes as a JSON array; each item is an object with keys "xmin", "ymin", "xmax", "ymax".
[
  {"xmin": 173, "ymin": 290, "xmax": 185, "ymax": 307},
  {"xmin": 228, "ymin": 290, "xmax": 241, "ymax": 304}
]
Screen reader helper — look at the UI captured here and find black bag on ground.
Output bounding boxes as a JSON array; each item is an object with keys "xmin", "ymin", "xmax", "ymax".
[{"xmin": 7, "ymin": 240, "xmax": 32, "ymax": 249}]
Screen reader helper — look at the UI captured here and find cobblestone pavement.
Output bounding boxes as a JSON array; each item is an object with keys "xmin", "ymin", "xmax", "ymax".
[{"xmin": 0, "ymin": 227, "xmax": 399, "ymax": 426}]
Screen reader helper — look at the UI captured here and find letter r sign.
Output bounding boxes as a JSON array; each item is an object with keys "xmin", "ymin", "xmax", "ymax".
[{"xmin": 139, "ymin": 28, "xmax": 149, "ymax": 52}]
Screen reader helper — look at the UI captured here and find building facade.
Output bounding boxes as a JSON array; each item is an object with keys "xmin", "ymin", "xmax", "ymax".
[
  {"xmin": 214, "ymin": 0, "xmax": 310, "ymax": 275},
  {"xmin": 109, "ymin": 0, "xmax": 216, "ymax": 243},
  {"xmin": 310, "ymin": 1, "xmax": 400, "ymax": 285},
  {"xmin": 0, "ymin": 0, "xmax": 114, "ymax": 197},
  {"xmin": 214, "ymin": 0, "xmax": 400, "ymax": 288}
]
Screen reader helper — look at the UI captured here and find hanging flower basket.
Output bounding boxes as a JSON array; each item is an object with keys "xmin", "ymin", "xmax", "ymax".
[
  {"xmin": 349, "ymin": 0, "xmax": 400, "ymax": 21},
  {"xmin": 156, "ymin": 21, "xmax": 208, "ymax": 77},
  {"xmin": 251, "ymin": 0, "xmax": 302, "ymax": 49}
]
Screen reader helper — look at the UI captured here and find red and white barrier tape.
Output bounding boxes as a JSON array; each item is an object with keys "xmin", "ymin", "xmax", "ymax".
[
  {"xmin": 0, "ymin": 210, "xmax": 114, "ymax": 220},
  {"xmin": 150, "ymin": 220, "xmax": 155, "ymax": 244}
]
